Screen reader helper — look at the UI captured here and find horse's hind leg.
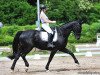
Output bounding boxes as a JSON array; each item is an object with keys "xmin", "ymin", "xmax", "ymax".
[
  {"xmin": 11, "ymin": 51, "xmax": 21, "ymax": 71},
  {"xmin": 21, "ymin": 55, "xmax": 29, "ymax": 72},
  {"xmin": 21, "ymin": 55, "xmax": 29, "ymax": 67},
  {"xmin": 21, "ymin": 50, "xmax": 32, "ymax": 67},
  {"xmin": 59, "ymin": 48, "xmax": 79, "ymax": 64},
  {"xmin": 21, "ymin": 47, "xmax": 33, "ymax": 72},
  {"xmin": 45, "ymin": 50, "xmax": 57, "ymax": 70}
]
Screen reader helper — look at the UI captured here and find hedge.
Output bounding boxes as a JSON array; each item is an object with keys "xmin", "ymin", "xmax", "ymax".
[
  {"xmin": 0, "ymin": 25, "xmax": 36, "ymax": 45},
  {"xmin": 69, "ymin": 22, "xmax": 100, "ymax": 43},
  {"xmin": 0, "ymin": 22, "xmax": 100, "ymax": 46}
]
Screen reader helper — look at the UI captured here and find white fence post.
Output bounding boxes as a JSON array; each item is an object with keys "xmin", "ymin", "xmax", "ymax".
[{"xmin": 96, "ymin": 33, "xmax": 100, "ymax": 46}]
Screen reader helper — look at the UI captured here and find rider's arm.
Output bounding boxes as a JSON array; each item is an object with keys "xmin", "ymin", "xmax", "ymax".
[{"xmin": 40, "ymin": 14, "xmax": 56, "ymax": 23}]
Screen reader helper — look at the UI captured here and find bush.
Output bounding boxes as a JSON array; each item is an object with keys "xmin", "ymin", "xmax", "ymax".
[
  {"xmin": 0, "ymin": 0, "xmax": 99, "ymax": 25},
  {"xmin": 0, "ymin": 22, "xmax": 100, "ymax": 45},
  {"xmin": 0, "ymin": 25, "xmax": 36, "ymax": 45},
  {"xmin": 68, "ymin": 22, "xmax": 100, "ymax": 43},
  {"xmin": 47, "ymin": 0, "xmax": 95, "ymax": 23},
  {"xmin": 0, "ymin": 0, "xmax": 36, "ymax": 25}
]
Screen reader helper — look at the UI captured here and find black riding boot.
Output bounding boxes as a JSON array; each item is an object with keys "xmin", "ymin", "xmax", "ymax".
[{"xmin": 48, "ymin": 33, "xmax": 54, "ymax": 48}]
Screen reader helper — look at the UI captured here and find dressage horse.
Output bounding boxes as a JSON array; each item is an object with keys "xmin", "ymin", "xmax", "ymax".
[{"xmin": 8, "ymin": 20, "xmax": 83, "ymax": 71}]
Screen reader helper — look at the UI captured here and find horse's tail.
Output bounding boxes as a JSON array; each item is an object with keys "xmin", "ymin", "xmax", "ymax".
[{"xmin": 7, "ymin": 31, "xmax": 23, "ymax": 60}]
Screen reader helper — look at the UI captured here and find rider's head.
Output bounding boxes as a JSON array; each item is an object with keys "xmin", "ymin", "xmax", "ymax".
[{"xmin": 40, "ymin": 4, "xmax": 47, "ymax": 12}]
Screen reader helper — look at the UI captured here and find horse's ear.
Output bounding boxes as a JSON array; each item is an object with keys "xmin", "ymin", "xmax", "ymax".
[
  {"xmin": 80, "ymin": 20, "xmax": 84, "ymax": 24},
  {"xmin": 80, "ymin": 17, "xmax": 88, "ymax": 24},
  {"xmin": 77, "ymin": 19, "xmax": 84, "ymax": 25}
]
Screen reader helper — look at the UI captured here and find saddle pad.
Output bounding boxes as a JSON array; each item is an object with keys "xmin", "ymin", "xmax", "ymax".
[{"xmin": 40, "ymin": 29, "xmax": 58, "ymax": 42}]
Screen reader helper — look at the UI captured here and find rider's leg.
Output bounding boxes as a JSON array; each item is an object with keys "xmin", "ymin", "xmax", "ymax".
[
  {"xmin": 48, "ymin": 33, "xmax": 54, "ymax": 48},
  {"xmin": 42, "ymin": 23, "xmax": 54, "ymax": 48}
]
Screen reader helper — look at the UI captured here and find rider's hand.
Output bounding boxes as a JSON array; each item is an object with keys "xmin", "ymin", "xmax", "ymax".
[{"xmin": 52, "ymin": 21, "xmax": 56, "ymax": 23}]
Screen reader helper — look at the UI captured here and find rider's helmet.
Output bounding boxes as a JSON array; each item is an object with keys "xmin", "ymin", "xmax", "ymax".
[{"xmin": 40, "ymin": 4, "xmax": 47, "ymax": 10}]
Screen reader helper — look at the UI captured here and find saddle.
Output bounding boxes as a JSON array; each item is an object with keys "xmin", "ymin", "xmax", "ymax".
[
  {"xmin": 40, "ymin": 28, "xmax": 55, "ymax": 34},
  {"xmin": 40, "ymin": 28, "xmax": 58, "ymax": 42}
]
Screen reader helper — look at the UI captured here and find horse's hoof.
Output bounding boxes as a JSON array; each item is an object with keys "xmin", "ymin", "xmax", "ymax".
[
  {"xmin": 11, "ymin": 67, "xmax": 14, "ymax": 71},
  {"xmin": 76, "ymin": 62, "xmax": 80, "ymax": 65},
  {"xmin": 45, "ymin": 66, "xmax": 49, "ymax": 70},
  {"xmin": 75, "ymin": 61, "xmax": 80, "ymax": 65},
  {"xmin": 25, "ymin": 63, "xmax": 29, "ymax": 67}
]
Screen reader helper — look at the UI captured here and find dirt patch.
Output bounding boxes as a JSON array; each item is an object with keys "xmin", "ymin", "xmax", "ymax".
[{"xmin": 0, "ymin": 56, "xmax": 100, "ymax": 75}]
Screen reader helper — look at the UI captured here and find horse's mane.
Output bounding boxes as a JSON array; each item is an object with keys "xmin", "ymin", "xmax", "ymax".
[{"xmin": 60, "ymin": 20, "xmax": 79, "ymax": 30}]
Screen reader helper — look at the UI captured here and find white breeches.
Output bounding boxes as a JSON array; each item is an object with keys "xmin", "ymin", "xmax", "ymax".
[{"xmin": 42, "ymin": 23, "xmax": 53, "ymax": 34}]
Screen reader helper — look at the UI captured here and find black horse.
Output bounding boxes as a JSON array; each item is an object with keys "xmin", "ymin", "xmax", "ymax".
[{"xmin": 8, "ymin": 20, "xmax": 83, "ymax": 71}]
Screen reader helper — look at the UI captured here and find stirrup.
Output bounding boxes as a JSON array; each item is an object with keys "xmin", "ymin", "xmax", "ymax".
[{"xmin": 47, "ymin": 43, "xmax": 55, "ymax": 48}]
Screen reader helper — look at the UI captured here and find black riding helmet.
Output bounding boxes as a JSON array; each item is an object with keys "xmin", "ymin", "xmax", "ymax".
[{"xmin": 40, "ymin": 4, "xmax": 47, "ymax": 10}]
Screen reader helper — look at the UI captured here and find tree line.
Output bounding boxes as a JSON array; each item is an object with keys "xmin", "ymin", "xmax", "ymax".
[{"xmin": 0, "ymin": 0, "xmax": 99, "ymax": 25}]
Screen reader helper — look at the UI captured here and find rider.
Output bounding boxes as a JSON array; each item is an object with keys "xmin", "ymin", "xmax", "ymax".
[{"xmin": 40, "ymin": 4, "xmax": 56, "ymax": 48}]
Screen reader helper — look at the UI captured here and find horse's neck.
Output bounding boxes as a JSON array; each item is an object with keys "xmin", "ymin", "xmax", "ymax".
[
  {"xmin": 59, "ymin": 24, "xmax": 73, "ymax": 37},
  {"xmin": 62, "ymin": 29, "xmax": 71, "ymax": 38},
  {"xmin": 61, "ymin": 23, "xmax": 73, "ymax": 30}
]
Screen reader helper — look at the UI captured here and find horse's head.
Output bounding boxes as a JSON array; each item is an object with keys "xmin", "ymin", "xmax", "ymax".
[{"xmin": 72, "ymin": 20, "xmax": 83, "ymax": 40}]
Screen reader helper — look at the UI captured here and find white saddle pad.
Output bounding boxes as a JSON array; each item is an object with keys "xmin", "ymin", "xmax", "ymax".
[{"xmin": 40, "ymin": 29, "xmax": 58, "ymax": 42}]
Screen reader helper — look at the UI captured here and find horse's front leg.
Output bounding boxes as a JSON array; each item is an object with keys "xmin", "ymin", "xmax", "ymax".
[
  {"xmin": 59, "ymin": 48, "xmax": 79, "ymax": 64},
  {"xmin": 45, "ymin": 50, "xmax": 57, "ymax": 70}
]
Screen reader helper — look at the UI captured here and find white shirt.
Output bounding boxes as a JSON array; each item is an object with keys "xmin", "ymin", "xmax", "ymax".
[{"xmin": 40, "ymin": 11, "xmax": 48, "ymax": 24}]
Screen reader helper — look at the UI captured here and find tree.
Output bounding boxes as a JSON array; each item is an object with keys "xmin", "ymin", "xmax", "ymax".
[
  {"xmin": 27, "ymin": 0, "xmax": 46, "ymax": 6},
  {"xmin": 0, "ymin": 0, "xmax": 99, "ymax": 25},
  {"xmin": 0, "ymin": 0, "xmax": 37, "ymax": 25},
  {"xmin": 47, "ymin": 0, "xmax": 94, "ymax": 23}
]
